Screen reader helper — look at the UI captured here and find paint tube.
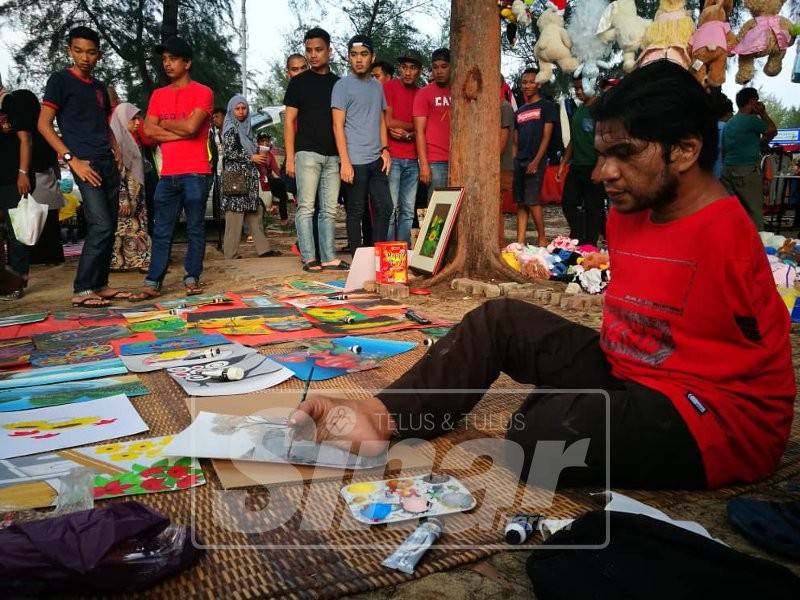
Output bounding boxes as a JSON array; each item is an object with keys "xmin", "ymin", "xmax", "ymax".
[
  {"xmin": 341, "ymin": 317, "xmax": 356, "ymax": 324},
  {"xmin": 382, "ymin": 517, "xmax": 443, "ymax": 574},
  {"xmin": 347, "ymin": 345, "xmax": 362, "ymax": 354},
  {"xmin": 423, "ymin": 337, "xmax": 434, "ymax": 347},
  {"xmin": 201, "ymin": 366, "xmax": 245, "ymax": 381},
  {"xmin": 504, "ymin": 513, "xmax": 543, "ymax": 545},
  {"xmin": 404, "ymin": 309, "xmax": 431, "ymax": 325}
]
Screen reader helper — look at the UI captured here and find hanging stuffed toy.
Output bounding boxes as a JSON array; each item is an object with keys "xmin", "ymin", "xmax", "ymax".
[
  {"xmin": 567, "ymin": 0, "xmax": 613, "ymax": 95},
  {"xmin": 688, "ymin": 0, "xmax": 737, "ymax": 89},
  {"xmin": 639, "ymin": 0, "xmax": 696, "ymax": 69},
  {"xmin": 596, "ymin": 0, "xmax": 651, "ymax": 73},
  {"xmin": 734, "ymin": 0, "xmax": 796, "ymax": 84},
  {"xmin": 793, "ymin": 23, "xmax": 800, "ymax": 82},
  {"xmin": 533, "ymin": 3, "xmax": 579, "ymax": 83}
]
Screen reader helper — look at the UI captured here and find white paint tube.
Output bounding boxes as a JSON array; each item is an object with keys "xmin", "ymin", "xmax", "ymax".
[
  {"xmin": 382, "ymin": 518, "xmax": 443, "ymax": 574},
  {"xmin": 201, "ymin": 366, "xmax": 245, "ymax": 381}
]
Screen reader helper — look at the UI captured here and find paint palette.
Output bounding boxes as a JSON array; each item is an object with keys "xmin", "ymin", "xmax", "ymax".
[{"xmin": 340, "ymin": 474, "xmax": 476, "ymax": 525}]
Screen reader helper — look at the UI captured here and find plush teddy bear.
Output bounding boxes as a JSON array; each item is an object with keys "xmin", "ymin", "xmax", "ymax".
[
  {"xmin": 596, "ymin": 0, "xmax": 651, "ymax": 73},
  {"xmin": 639, "ymin": 0, "xmax": 696, "ymax": 69},
  {"xmin": 534, "ymin": 8, "xmax": 579, "ymax": 83},
  {"xmin": 568, "ymin": 0, "xmax": 613, "ymax": 95},
  {"xmin": 734, "ymin": 0, "xmax": 796, "ymax": 84},
  {"xmin": 688, "ymin": 0, "xmax": 737, "ymax": 88}
]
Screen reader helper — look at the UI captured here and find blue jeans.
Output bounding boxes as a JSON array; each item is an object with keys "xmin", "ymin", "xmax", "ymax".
[
  {"xmin": 388, "ymin": 158, "xmax": 419, "ymax": 244},
  {"xmin": 145, "ymin": 174, "xmax": 207, "ymax": 288},
  {"xmin": 73, "ymin": 155, "xmax": 119, "ymax": 294},
  {"xmin": 295, "ymin": 151, "xmax": 340, "ymax": 263},
  {"xmin": 428, "ymin": 161, "xmax": 449, "ymax": 200}
]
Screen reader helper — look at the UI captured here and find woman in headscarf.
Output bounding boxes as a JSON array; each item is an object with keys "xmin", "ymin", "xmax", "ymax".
[
  {"xmin": 221, "ymin": 94, "xmax": 280, "ymax": 259},
  {"xmin": 108, "ymin": 102, "xmax": 151, "ymax": 271}
]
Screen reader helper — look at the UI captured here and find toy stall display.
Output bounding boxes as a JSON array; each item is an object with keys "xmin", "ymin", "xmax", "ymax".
[
  {"xmin": 639, "ymin": 0, "xmax": 696, "ymax": 69},
  {"xmin": 761, "ymin": 232, "xmax": 800, "ymax": 322},
  {"xmin": 688, "ymin": 0, "xmax": 737, "ymax": 88},
  {"xmin": 534, "ymin": 5, "xmax": 579, "ymax": 83},
  {"xmin": 733, "ymin": 0, "xmax": 796, "ymax": 84},
  {"xmin": 596, "ymin": 0, "xmax": 651, "ymax": 73},
  {"xmin": 567, "ymin": 0, "xmax": 613, "ymax": 95}
]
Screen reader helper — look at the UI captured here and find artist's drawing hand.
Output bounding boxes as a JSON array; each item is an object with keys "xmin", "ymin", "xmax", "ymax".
[{"xmin": 288, "ymin": 393, "xmax": 393, "ymax": 457}]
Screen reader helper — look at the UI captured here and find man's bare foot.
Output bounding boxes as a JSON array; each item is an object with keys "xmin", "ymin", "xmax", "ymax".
[{"xmin": 538, "ymin": 236, "xmax": 548, "ymax": 247}]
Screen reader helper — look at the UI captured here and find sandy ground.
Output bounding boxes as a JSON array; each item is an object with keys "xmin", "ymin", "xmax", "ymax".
[{"xmin": 2, "ymin": 206, "xmax": 799, "ymax": 598}]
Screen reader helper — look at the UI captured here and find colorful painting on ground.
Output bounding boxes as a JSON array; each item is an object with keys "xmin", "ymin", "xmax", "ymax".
[
  {"xmin": 304, "ymin": 306, "xmax": 369, "ymax": 324},
  {"xmin": 156, "ymin": 295, "xmax": 233, "ymax": 310},
  {"xmin": 340, "ymin": 474, "xmax": 476, "ymax": 525},
  {"xmin": 187, "ymin": 307, "xmax": 298, "ymax": 323},
  {"xmin": 119, "ymin": 333, "xmax": 231, "ymax": 356},
  {"xmin": 52, "ymin": 308, "xmax": 123, "ymax": 322},
  {"xmin": 272, "ymin": 336, "xmax": 417, "ymax": 381},
  {"xmin": 0, "ymin": 395, "xmax": 148, "ymax": 459},
  {"xmin": 0, "ymin": 358, "xmax": 128, "ymax": 390},
  {"xmin": 29, "ymin": 342, "xmax": 117, "ymax": 368},
  {"xmin": 166, "ymin": 350, "xmax": 293, "ymax": 397},
  {"xmin": 120, "ymin": 343, "xmax": 253, "ymax": 373},
  {"xmin": 32, "ymin": 325, "xmax": 131, "ymax": 351},
  {"xmin": 0, "ymin": 435, "xmax": 204, "ymax": 509},
  {"xmin": 129, "ymin": 316, "xmax": 187, "ymax": 333},
  {"xmin": 0, "ymin": 313, "xmax": 48, "ymax": 328},
  {"xmin": 263, "ymin": 317, "xmax": 315, "ymax": 332},
  {"xmin": 284, "ymin": 280, "xmax": 341, "ymax": 295},
  {"xmin": 167, "ymin": 411, "xmax": 386, "ymax": 469},
  {"xmin": 240, "ymin": 295, "xmax": 284, "ymax": 308},
  {"xmin": 421, "ymin": 327, "xmax": 453, "ymax": 340},
  {"xmin": 0, "ymin": 338, "xmax": 34, "ymax": 369},
  {"xmin": 315, "ymin": 315, "xmax": 403, "ymax": 334},
  {"xmin": 0, "ymin": 374, "xmax": 149, "ymax": 412}
]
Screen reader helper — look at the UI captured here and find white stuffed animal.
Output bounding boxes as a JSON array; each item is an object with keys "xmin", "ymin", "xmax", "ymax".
[
  {"xmin": 596, "ymin": 0, "xmax": 651, "ymax": 72},
  {"xmin": 512, "ymin": 0, "xmax": 531, "ymax": 28},
  {"xmin": 534, "ymin": 8, "xmax": 579, "ymax": 83}
]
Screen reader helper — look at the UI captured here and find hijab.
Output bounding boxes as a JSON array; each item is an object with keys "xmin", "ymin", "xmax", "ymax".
[
  {"xmin": 222, "ymin": 94, "xmax": 257, "ymax": 156},
  {"xmin": 109, "ymin": 102, "xmax": 144, "ymax": 186}
]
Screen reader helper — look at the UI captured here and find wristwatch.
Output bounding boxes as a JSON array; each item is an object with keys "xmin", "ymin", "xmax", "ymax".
[
  {"xmin": 380, "ymin": 146, "xmax": 390, "ymax": 154},
  {"xmin": 63, "ymin": 152, "xmax": 74, "ymax": 163}
]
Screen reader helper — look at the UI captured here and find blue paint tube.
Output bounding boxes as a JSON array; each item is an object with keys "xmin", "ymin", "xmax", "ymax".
[{"xmin": 382, "ymin": 518, "xmax": 444, "ymax": 574}]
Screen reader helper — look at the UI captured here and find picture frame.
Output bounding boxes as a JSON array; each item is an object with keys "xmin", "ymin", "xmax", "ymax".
[{"xmin": 410, "ymin": 187, "xmax": 464, "ymax": 275}]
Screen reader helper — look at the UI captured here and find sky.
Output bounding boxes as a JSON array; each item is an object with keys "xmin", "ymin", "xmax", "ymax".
[{"xmin": 1, "ymin": 1, "xmax": 798, "ymax": 107}]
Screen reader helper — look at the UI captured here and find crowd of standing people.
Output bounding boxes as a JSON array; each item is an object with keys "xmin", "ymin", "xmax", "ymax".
[{"xmin": 0, "ymin": 23, "xmax": 789, "ymax": 303}]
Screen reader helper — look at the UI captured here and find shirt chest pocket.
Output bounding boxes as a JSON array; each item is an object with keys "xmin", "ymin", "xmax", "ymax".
[{"xmin": 606, "ymin": 250, "xmax": 697, "ymax": 317}]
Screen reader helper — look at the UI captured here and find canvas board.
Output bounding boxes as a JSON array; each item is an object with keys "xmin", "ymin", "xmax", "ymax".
[{"xmin": 0, "ymin": 395, "xmax": 148, "ymax": 459}]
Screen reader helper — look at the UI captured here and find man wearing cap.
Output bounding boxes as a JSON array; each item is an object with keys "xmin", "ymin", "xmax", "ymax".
[
  {"xmin": 134, "ymin": 36, "xmax": 213, "ymax": 299},
  {"xmin": 284, "ymin": 27, "xmax": 347, "ymax": 272},
  {"xmin": 332, "ymin": 35, "xmax": 393, "ymax": 253},
  {"xmin": 384, "ymin": 50, "xmax": 422, "ymax": 244},
  {"xmin": 413, "ymin": 48, "xmax": 452, "ymax": 199}
]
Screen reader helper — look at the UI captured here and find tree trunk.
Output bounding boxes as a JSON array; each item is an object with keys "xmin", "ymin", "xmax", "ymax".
[
  {"xmin": 424, "ymin": 0, "xmax": 524, "ymax": 286},
  {"xmin": 162, "ymin": 0, "xmax": 179, "ymax": 41}
]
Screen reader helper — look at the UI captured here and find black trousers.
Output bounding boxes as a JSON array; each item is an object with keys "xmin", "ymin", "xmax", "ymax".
[
  {"xmin": 561, "ymin": 165, "xmax": 607, "ymax": 246},
  {"xmin": 267, "ymin": 176, "xmax": 289, "ymax": 221},
  {"xmin": 379, "ymin": 299, "xmax": 706, "ymax": 490},
  {"xmin": 344, "ymin": 159, "xmax": 392, "ymax": 251}
]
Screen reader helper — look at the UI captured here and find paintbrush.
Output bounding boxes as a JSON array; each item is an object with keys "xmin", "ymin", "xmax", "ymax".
[{"xmin": 286, "ymin": 364, "xmax": 315, "ymax": 459}]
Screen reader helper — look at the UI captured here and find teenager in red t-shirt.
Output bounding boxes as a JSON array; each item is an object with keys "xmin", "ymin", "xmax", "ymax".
[
  {"xmin": 288, "ymin": 61, "xmax": 795, "ymax": 492},
  {"xmin": 384, "ymin": 50, "xmax": 422, "ymax": 243},
  {"xmin": 134, "ymin": 37, "xmax": 213, "ymax": 299},
  {"xmin": 413, "ymin": 48, "xmax": 451, "ymax": 200}
]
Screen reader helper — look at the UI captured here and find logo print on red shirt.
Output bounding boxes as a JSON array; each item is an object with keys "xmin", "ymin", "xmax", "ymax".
[{"xmin": 601, "ymin": 303, "xmax": 675, "ymax": 366}]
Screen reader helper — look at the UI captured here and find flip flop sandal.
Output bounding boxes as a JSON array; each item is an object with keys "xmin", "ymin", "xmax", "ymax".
[
  {"xmin": 96, "ymin": 289, "xmax": 134, "ymax": 300},
  {"xmin": 322, "ymin": 260, "xmax": 350, "ymax": 271},
  {"xmin": 128, "ymin": 287, "xmax": 161, "ymax": 302},
  {"xmin": 72, "ymin": 295, "xmax": 112, "ymax": 308},
  {"xmin": 185, "ymin": 283, "xmax": 205, "ymax": 296},
  {"xmin": 302, "ymin": 260, "xmax": 322, "ymax": 272}
]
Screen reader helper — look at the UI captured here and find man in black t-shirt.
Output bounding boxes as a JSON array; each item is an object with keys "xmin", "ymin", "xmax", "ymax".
[
  {"xmin": 0, "ymin": 88, "xmax": 33, "ymax": 300},
  {"xmin": 38, "ymin": 26, "xmax": 126, "ymax": 307},
  {"xmin": 513, "ymin": 67, "xmax": 557, "ymax": 246},
  {"xmin": 283, "ymin": 27, "xmax": 347, "ymax": 272}
]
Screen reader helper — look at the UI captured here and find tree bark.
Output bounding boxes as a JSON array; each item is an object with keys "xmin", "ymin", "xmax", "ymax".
[
  {"xmin": 162, "ymin": 0, "xmax": 179, "ymax": 41},
  {"xmin": 424, "ymin": 0, "xmax": 525, "ymax": 286}
]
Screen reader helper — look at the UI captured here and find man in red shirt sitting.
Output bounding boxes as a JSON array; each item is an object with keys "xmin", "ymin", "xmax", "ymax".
[{"xmin": 289, "ymin": 61, "xmax": 795, "ymax": 491}]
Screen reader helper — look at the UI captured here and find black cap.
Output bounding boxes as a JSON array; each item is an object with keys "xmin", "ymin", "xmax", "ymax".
[
  {"xmin": 396, "ymin": 49, "xmax": 423, "ymax": 67},
  {"xmin": 431, "ymin": 48, "xmax": 451, "ymax": 63},
  {"xmin": 155, "ymin": 36, "xmax": 193, "ymax": 60},
  {"xmin": 348, "ymin": 34, "xmax": 374, "ymax": 53}
]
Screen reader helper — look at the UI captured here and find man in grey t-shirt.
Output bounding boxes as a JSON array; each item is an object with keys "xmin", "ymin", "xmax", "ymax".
[{"xmin": 332, "ymin": 34, "xmax": 392, "ymax": 252}]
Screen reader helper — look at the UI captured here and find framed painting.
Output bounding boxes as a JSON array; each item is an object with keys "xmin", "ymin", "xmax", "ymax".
[{"xmin": 410, "ymin": 187, "xmax": 463, "ymax": 275}]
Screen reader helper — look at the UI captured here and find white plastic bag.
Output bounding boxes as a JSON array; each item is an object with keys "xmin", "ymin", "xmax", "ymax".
[{"xmin": 8, "ymin": 194, "xmax": 48, "ymax": 246}]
